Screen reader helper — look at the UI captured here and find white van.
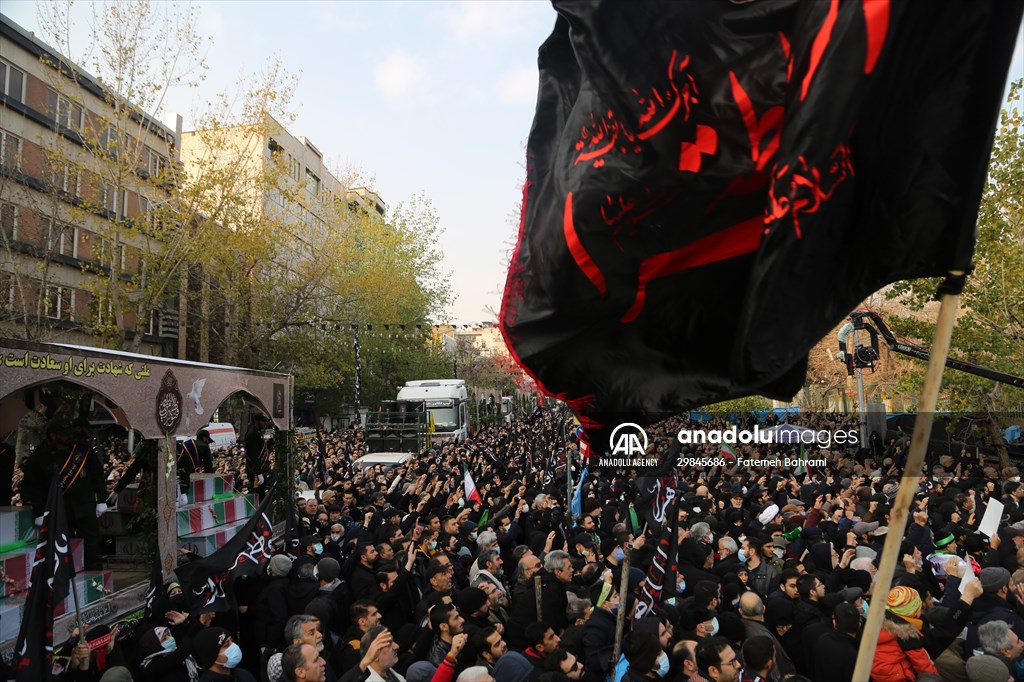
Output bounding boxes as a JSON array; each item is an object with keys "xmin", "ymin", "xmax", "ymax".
[{"xmin": 189, "ymin": 422, "xmax": 236, "ymax": 451}]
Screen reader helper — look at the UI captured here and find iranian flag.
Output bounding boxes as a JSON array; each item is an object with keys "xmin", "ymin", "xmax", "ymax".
[
  {"xmin": 463, "ymin": 466, "xmax": 483, "ymax": 505},
  {"xmin": 720, "ymin": 444, "xmax": 737, "ymax": 462}
]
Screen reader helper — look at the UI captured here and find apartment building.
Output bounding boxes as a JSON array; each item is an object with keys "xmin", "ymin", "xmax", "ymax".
[
  {"xmin": 0, "ymin": 14, "xmax": 183, "ymax": 356},
  {"xmin": 180, "ymin": 115, "xmax": 385, "ymax": 263}
]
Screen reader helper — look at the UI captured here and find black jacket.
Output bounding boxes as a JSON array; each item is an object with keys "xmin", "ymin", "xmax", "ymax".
[
  {"xmin": 505, "ymin": 569, "xmax": 570, "ymax": 650},
  {"xmin": 581, "ymin": 609, "xmax": 618, "ymax": 682},
  {"xmin": 813, "ymin": 630, "xmax": 858, "ymax": 682},
  {"xmin": 251, "ymin": 575, "xmax": 290, "ymax": 649}
]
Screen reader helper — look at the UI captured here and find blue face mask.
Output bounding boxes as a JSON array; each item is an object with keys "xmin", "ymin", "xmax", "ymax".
[
  {"xmin": 429, "ymin": 541, "xmax": 438, "ymax": 550},
  {"xmin": 612, "ymin": 548, "xmax": 625, "ymax": 562},
  {"xmin": 709, "ymin": 617, "xmax": 720, "ymax": 637},
  {"xmin": 161, "ymin": 636, "xmax": 177, "ymax": 652},
  {"xmin": 738, "ymin": 549, "xmax": 749, "ymax": 563},
  {"xmin": 655, "ymin": 652, "xmax": 670, "ymax": 678},
  {"xmin": 222, "ymin": 643, "xmax": 243, "ymax": 669},
  {"xmin": 314, "ymin": 543, "xmax": 323, "ymax": 556},
  {"xmin": 677, "ymin": 580, "xmax": 686, "ymax": 594},
  {"xmin": 860, "ymin": 600, "xmax": 869, "ymax": 619}
]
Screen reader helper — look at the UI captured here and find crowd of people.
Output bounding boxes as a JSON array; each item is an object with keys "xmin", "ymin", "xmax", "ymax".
[{"xmin": 11, "ymin": 403, "xmax": 1024, "ymax": 682}]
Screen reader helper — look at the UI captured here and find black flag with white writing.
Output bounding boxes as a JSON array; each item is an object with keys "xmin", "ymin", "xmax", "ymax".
[
  {"xmin": 283, "ymin": 489, "xmax": 302, "ymax": 559},
  {"xmin": 175, "ymin": 489, "xmax": 275, "ymax": 611},
  {"xmin": 13, "ymin": 473, "xmax": 76, "ymax": 681},
  {"xmin": 144, "ymin": 551, "xmax": 166, "ymax": 613},
  {"xmin": 635, "ymin": 492, "xmax": 681, "ymax": 620},
  {"xmin": 500, "ymin": 0, "xmax": 1023, "ymax": 447},
  {"xmin": 634, "ymin": 442, "xmax": 680, "ymax": 532}
]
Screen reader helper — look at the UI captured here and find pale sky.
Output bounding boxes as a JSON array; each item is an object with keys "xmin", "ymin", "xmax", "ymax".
[{"xmin": 3, "ymin": 2, "xmax": 1022, "ymax": 326}]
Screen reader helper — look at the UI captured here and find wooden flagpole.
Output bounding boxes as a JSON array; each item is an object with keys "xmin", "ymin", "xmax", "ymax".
[
  {"xmin": 611, "ymin": 551, "xmax": 631, "ymax": 669},
  {"xmin": 851, "ymin": 274, "xmax": 963, "ymax": 682}
]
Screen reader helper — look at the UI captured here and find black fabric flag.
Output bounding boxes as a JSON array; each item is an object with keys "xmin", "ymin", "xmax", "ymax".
[
  {"xmin": 635, "ymin": 492, "xmax": 681, "ymax": 620},
  {"xmin": 284, "ymin": 490, "xmax": 302, "ymax": 559},
  {"xmin": 175, "ymin": 490, "xmax": 275, "ymax": 611},
  {"xmin": 635, "ymin": 443, "xmax": 680, "ymax": 532},
  {"xmin": 13, "ymin": 474, "xmax": 76, "ymax": 681},
  {"xmin": 144, "ymin": 552, "xmax": 166, "ymax": 612},
  {"xmin": 500, "ymin": 0, "xmax": 1023, "ymax": 445}
]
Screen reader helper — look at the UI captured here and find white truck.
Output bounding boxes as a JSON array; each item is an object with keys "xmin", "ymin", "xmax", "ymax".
[{"xmin": 397, "ymin": 379, "xmax": 470, "ymax": 443}]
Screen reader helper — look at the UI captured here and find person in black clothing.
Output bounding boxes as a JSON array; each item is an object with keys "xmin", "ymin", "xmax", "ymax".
[
  {"xmin": 811, "ymin": 602, "xmax": 860, "ymax": 682},
  {"xmin": 192, "ymin": 627, "xmax": 258, "ymax": 682},
  {"xmin": 244, "ymin": 414, "xmax": 273, "ymax": 499},
  {"xmin": 506, "ymin": 550, "xmax": 573, "ymax": 651},
  {"xmin": 251, "ymin": 555, "xmax": 293, "ymax": 653},
  {"xmin": 348, "ymin": 543, "xmax": 383, "ymax": 600},
  {"xmin": 177, "ymin": 429, "xmax": 215, "ymax": 494},
  {"xmin": 375, "ymin": 542, "xmax": 421, "ymax": 633},
  {"xmin": 23, "ymin": 416, "xmax": 107, "ymax": 570}
]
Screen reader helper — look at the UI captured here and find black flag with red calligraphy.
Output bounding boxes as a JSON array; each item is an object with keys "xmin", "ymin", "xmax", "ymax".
[
  {"xmin": 13, "ymin": 473, "xmax": 76, "ymax": 681},
  {"xmin": 175, "ymin": 489, "xmax": 275, "ymax": 611},
  {"xmin": 634, "ymin": 492, "xmax": 681, "ymax": 620},
  {"xmin": 499, "ymin": 0, "xmax": 1023, "ymax": 446}
]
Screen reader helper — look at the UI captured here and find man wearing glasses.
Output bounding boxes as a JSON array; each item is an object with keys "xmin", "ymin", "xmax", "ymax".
[{"xmin": 693, "ymin": 637, "xmax": 743, "ymax": 682}]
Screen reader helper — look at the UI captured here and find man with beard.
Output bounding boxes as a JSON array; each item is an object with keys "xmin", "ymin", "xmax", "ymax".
[
  {"xmin": 470, "ymin": 626, "xmax": 508, "ymax": 674},
  {"xmin": 348, "ymin": 543, "xmax": 382, "ymax": 600},
  {"xmin": 417, "ymin": 561, "xmax": 456, "ymax": 625},
  {"xmin": 428, "ymin": 604, "xmax": 466, "ymax": 666},
  {"xmin": 375, "ymin": 542, "xmax": 420, "ymax": 632},
  {"xmin": 457, "ymin": 587, "xmax": 493, "ymax": 636}
]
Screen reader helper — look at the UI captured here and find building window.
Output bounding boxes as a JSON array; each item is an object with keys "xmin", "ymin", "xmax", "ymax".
[
  {"xmin": 0, "ymin": 60, "xmax": 25, "ymax": 103},
  {"xmin": 100, "ymin": 126, "xmax": 118, "ymax": 154},
  {"xmin": 305, "ymin": 168, "xmax": 320, "ymax": 196},
  {"xmin": 0, "ymin": 201, "xmax": 18, "ymax": 242},
  {"xmin": 289, "ymin": 155, "xmax": 301, "ymax": 183},
  {"xmin": 0, "ymin": 272, "xmax": 14, "ymax": 313},
  {"xmin": 44, "ymin": 285, "xmax": 74, "ymax": 321},
  {"xmin": 94, "ymin": 295, "xmax": 114, "ymax": 325},
  {"xmin": 145, "ymin": 146, "xmax": 167, "ymax": 178},
  {"xmin": 96, "ymin": 236, "xmax": 126, "ymax": 269},
  {"xmin": 101, "ymin": 184, "xmax": 125, "ymax": 216},
  {"xmin": 47, "ymin": 89, "xmax": 84, "ymax": 132},
  {"xmin": 0, "ymin": 129, "xmax": 22, "ymax": 171},
  {"xmin": 139, "ymin": 196, "xmax": 159, "ymax": 232},
  {"xmin": 52, "ymin": 221, "xmax": 77, "ymax": 258},
  {"xmin": 57, "ymin": 162, "xmax": 81, "ymax": 196},
  {"xmin": 147, "ymin": 308, "xmax": 160, "ymax": 335}
]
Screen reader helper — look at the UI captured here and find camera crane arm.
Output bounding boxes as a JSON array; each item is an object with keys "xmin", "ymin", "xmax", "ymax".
[{"xmin": 839, "ymin": 310, "xmax": 1024, "ymax": 389}]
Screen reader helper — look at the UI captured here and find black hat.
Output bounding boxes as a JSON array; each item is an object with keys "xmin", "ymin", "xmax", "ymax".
[
  {"xmin": 456, "ymin": 587, "xmax": 488, "ymax": 615},
  {"xmin": 573, "ymin": 533, "xmax": 595, "ymax": 548},
  {"xmin": 193, "ymin": 627, "xmax": 230, "ymax": 668},
  {"xmin": 300, "ymin": 534, "xmax": 320, "ymax": 548}
]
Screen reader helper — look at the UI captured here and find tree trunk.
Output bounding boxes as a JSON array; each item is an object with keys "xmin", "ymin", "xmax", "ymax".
[
  {"xmin": 982, "ymin": 391, "xmax": 1011, "ymax": 471},
  {"xmin": 200, "ymin": 271, "xmax": 210, "ymax": 362}
]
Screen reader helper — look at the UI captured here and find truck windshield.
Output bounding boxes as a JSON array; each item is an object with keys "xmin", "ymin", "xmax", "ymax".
[{"xmin": 430, "ymin": 406, "xmax": 460, "ymax": 432}]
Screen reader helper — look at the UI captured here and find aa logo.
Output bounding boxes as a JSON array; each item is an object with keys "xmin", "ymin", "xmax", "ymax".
[{"xmin": 609, "ymin": 423, "xmax": 649, "ymax": 456}]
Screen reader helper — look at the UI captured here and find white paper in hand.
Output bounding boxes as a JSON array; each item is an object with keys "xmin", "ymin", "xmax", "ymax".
[{"xmin": 978, "ymin": 498, "xmax": 1004, "ymax": 538}]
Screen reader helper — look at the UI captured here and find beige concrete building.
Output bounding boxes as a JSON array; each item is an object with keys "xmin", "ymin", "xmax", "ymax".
[
  {"xmin": 0, "ymin": 14, "xmax": 182, "ymax": 355},
  {"xmin": 179, "ymin": 115, "xmax": 385, "ymax": 263}
]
